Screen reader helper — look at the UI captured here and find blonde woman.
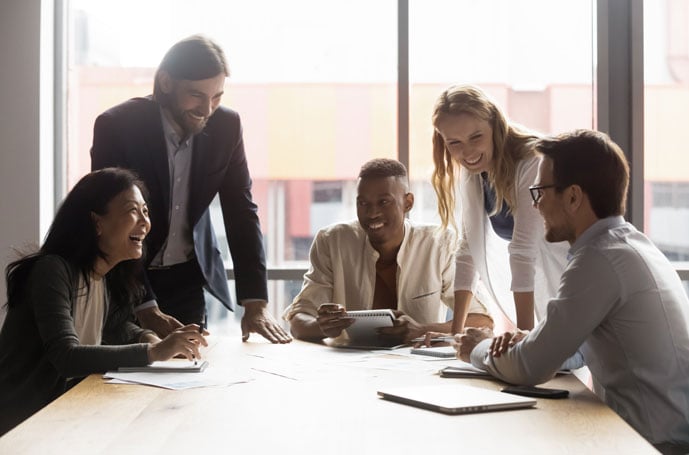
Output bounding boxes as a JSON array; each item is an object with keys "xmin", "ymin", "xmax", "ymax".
[{"xmin": 432, "ymin": 85, "xmax": 568, "ymax": 333}]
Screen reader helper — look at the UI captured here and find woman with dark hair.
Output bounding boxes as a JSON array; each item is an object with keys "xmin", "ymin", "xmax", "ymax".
[{"xmin": 0, "ymin": 168, "xmax": 207, "ymax": 435}]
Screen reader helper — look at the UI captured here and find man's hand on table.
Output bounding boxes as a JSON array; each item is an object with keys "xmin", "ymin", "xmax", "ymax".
[
  {"xmin": 241, "ymin": 301, "xmax": 292, "ymax": 343},
  {"xmin": 490, "ymin": 329, "xmax": 529, "ymax": 357}
]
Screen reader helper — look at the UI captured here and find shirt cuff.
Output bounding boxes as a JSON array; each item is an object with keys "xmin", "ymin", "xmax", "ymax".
[
  {"xmin": 134, "ymin": 299, "xmax": 158, "ymax": 313},
  {"xmin": 560, "ymin": 350, "xmax": 585, "ymax": 370},
  {"xmin": 138, "ymin": 329, "xmax": 158, "ymax": 342},
  {"xmin": 469, "ymin": 338, "xmax": 493, "ymax": 370}
]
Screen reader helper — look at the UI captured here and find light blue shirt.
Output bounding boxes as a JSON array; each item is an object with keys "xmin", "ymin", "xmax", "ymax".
[
  {"xmin": 471, "ymin": 216, "xmax": 689, "ymax": 446},
  {"xmin": 150, "ymin": 109, "xmax": 195, "ymax": 267},
  {"xmin": 139, "ymin": 109, "xmax": 264, "ymax": 311}
]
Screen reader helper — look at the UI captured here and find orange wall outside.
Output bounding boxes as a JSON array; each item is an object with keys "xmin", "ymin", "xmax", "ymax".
[{"xmin": 69, "ymin": 67, "xmax": 689, "ymax": 239}]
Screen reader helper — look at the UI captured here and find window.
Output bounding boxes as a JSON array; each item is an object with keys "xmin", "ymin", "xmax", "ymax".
[
  {"xmin": 65, "ymin": 0, "xmax": 396, "ymax": 324},
  {"xmin": 644, "ymin": 0, "xmax": 689, "ymax": 264},
  {"xmin": 63, "ymin": 1, "xmax": 685, "ymax": 327},
  {"xmin": 408, "ymin": 0, "xmax": 595, "ymax": 226},
  {"xmin": 65, "ymin": 0, "xmax": 397, "ymax": 258}
]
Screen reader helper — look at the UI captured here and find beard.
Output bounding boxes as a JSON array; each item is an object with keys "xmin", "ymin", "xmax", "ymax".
[
  {"xmin": 158, "ymin": 93, "xmax": 209, "ymax": 137},
  {"xmin": 169, "ymin": 105, "xmax": 208, "ymax": 137}
]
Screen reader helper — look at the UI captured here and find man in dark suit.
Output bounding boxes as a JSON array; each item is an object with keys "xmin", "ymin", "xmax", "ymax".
[{"xmin": 91, "ymin": 35, "xmax": 291, "ymax": 343}]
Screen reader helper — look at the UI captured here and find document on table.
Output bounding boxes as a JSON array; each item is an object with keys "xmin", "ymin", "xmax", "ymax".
[
  {"xmin": 117, "ymin": 359, "xmax": 209, "ymax": 373},
  {"xmin": 104, "ymin": 366, "xmax": 254, "ymax": 390}
]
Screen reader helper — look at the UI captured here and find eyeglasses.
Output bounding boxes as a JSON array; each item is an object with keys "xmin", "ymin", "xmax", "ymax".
[{"xmin": 528, "ymin": 184, "xmax": 559, "ymax": 204}]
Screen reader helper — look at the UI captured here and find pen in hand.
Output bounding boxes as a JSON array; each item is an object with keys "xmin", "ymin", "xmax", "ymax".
[{"xmin": 193, "ymin": 322, "xmax": 204, "ymax": 366}]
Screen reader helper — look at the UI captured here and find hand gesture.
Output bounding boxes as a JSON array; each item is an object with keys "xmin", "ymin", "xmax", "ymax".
[
  {"xmin": 316, "ymin": 303, "xmax": 355, "ymax": 338},
  {"xmin": 378, "ymin": 313, "xmax": 423, "ymax": 344},
  {"xmin": 136, "ymin": 306, "xmax": 184, "ymax": 338},
  {"xmin": 241, "ymin": 301, "xmax": 292, "ymax": 343},
  {"xmin": 148, "ymin": 324, "xmax": 208, "ymax": 362},
  {"xmin": 490, "ymin": 329, "xmax": 529, "ymax": 357},
  {"xmin": 412, "ymin": 331, "xmax": 456, "ymax": 348},
  {"xmin": 456, "ymin": 327, "xmax": 494, "ymax": 362}
]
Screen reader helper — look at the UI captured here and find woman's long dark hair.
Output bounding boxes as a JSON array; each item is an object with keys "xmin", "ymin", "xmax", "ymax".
[{"xmin": 5, "ymin": 168, "xmax": 149, "ymax": 316}]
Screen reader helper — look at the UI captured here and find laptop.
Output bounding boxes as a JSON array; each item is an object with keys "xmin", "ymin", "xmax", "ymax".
[{"xmin": 377, "ymin": 384, "xmax": 537, "ymax": 415}]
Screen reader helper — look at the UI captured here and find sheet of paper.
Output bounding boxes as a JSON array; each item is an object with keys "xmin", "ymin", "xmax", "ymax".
[
  {"xmin": 385, "ymin": 348, "xmax": 459, "ymax": 361},
  {"xmin": 104, "ymin": 367, "xmax": 254, "ymax": 390}
]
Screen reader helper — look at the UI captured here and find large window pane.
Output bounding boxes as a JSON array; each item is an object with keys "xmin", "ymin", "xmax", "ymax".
[
  {"xmin": 408, "ymin": 0, "xmax": 595, "ymax": 224},
  {"xmin": 66, "ymin": 0, "xmax": 397, "ymax": 318},
  {"xmin": 644, "ymin": 0, "xmax": 689, "ymax": 262}
]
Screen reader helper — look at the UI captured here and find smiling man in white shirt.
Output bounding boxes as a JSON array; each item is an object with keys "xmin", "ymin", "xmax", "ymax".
[
  {"xmin": 283, "ymin": 158, "xmax": 492, "ymax": 344},
  {"xmin": 457, "ymin": 130, "xmax": 689, "ymax": 453}
]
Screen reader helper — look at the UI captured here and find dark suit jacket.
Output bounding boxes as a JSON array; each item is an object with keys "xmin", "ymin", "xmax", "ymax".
[{"xmin": 91, "ymin": 97, "xmax": 267, "ymax": 310}]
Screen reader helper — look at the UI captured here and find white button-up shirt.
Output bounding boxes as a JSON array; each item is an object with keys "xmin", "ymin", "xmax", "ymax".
[{"xmin": 283, "ymin": 220, "xmax": 487, "ymax": 325}]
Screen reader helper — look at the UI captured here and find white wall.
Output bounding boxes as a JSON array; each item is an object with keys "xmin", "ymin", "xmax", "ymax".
[{"xmin": 0, "ymin": 0, "xmax": 54, "ymax": 327}]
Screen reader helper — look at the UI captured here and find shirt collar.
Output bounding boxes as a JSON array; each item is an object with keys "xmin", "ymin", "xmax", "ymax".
[
  {"xmin": 397, "ymin": 219, "xmax": 412, "ymax": 257},
  {"xmin": 568, "ymin": 215, "xmax": 627, "ymax": 258},
  {"xmin": 363, "ymin": 219, "xmax": 411, "ymax": 262},
  {"xmin": 159, "ymin": 107, "xmax": 191, "ymax": 147}
]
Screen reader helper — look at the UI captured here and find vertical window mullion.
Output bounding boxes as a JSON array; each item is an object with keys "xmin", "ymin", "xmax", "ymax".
[
  {"xmin": 398, "ymin": 0, "xmax": 410, "ymax": 172},
  {"xmin": 596, "ymin": 0, "xmax": 644, "ymax": 229}
]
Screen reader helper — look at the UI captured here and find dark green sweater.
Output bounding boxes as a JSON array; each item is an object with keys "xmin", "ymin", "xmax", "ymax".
[{"xmin": 0, "ymin": 255, "xmax": 150, "ymax": 435}]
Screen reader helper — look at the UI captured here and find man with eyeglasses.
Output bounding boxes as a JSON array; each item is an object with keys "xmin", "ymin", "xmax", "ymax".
[{"xmin": 456, "ymin": 129, "xmax": 689, "ymax": 453}]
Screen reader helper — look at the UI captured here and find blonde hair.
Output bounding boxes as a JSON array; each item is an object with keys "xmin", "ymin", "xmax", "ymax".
[{"xmin": 431, "ymin": 85, "xmax": 540, "ymax": 230}]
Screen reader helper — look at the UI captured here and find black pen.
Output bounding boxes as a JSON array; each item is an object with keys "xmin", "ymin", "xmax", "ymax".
[{"xmin": 193, "ymin": 322, "xmax": 204, "ymax": 366}]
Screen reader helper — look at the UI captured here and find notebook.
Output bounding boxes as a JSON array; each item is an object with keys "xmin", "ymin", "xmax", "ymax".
[
  {"xmin": 333, "ymin": 309, "xmax": 406, "ymax": 350},
  {"xmin": 439, "ymin": 365, "xmax": 571, "ymax": 379},
  {"xmin": 345, "ymin": 309, "xmax": 395, "ymax": 336},
  {"xmin": 117, "ymin": 360, "xmax": 209, "ymax": 373},
  {"xmin": 377, "ymin": 384, "xmax": 536, "ymax": 415}
]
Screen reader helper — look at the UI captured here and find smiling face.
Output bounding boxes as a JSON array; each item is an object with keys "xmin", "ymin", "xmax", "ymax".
[
  {"xmin": 356, "ymin": 176, "xmax": 413, "ymax": 252},
  {"xmin": 159, "ymin": 72, "xmax": 225, "ymax": 137},
  {"xmin": 93, "ymin": 185, "xmax": 151, "ymax": 270},
  {"xmin": 435, "ymin": 112, "xmax": 494, "ymax": 174}
]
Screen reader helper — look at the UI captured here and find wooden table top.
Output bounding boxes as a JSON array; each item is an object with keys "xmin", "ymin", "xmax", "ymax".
[{"xmin": 0, "ymin": 336, "xmax": 657, "ymax": 454}]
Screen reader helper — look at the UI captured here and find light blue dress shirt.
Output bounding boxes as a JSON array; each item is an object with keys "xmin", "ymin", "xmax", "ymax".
[{"xmin": 471, "ymin": 216, "xmax": 689, "ymax": 446}]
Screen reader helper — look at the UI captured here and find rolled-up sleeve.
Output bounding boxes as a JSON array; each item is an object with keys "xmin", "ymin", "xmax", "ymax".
[
  {"xmin": 508, "ymin": 157, "xmax": 542, "ymax": 292},
  {"xmin": 282, "ymin": 229, "xmax": 334, "ymax": 321},
  {"xmin": 454, "ymin": 226, "xmax": 479, "ymax": 292}
]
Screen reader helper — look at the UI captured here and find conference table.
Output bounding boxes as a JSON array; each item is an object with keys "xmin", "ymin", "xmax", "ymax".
[{"xmin": 0, "ymin": 334, "xmax": 657, "ymax": 454}]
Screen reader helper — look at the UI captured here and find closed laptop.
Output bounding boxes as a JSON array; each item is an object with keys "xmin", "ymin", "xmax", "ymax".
[{"xmin": 377, "ymin": 384, "xmax": 537, "ymax": 415}]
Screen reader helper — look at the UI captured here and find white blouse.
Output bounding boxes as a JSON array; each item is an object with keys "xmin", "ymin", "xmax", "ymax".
[
  {"xmin": 455, "ymin": 154, "xmax": 569, "ymax": 329},
  {"xmin": 73, "ymin": 274, "xmax": 107, "ymax": 345}
]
